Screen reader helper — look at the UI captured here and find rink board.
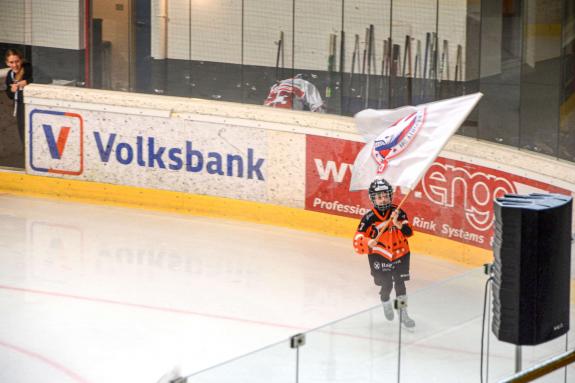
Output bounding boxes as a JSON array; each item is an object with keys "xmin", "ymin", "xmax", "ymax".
[
  {"xmin": 27, "ymin": 106, "xmax": 305, "ymax": 209},
  {"xmin": 3, "ymin": 84, "xmax": 574, "ymax": 264}
]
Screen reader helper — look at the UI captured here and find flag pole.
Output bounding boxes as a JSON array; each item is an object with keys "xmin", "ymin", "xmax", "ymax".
[
  {"xmin": 374, "ymin": 187, "xmax": 413, "ymax": 242},
  {"xmin": 395, "ymin": 187, "xmax": 412, "ymax": 211}
]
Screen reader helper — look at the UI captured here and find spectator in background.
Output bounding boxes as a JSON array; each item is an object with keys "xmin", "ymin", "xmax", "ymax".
[
  {"xmin": 264, "ymin": 74, "xmax": 325, "ymax": 113},
  {"xmin": 5, "ymin": 49, "xmax": 33, "ymax": 144}
]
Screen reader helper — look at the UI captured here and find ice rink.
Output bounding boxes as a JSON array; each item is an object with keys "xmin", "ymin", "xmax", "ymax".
[{"xmin": 0, "ymin": 193, "xmax": 572, "ymax": 383}]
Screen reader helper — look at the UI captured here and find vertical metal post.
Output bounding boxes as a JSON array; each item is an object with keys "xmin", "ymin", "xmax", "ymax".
[
  {"xmin": 188, "ymin": 0, "xmax": 192, "ymax": 96},
  {"xmin": 515, "ymin": 345, "xmax": 522, "ymax": 373},
  {"xmin": 564, "ymin": 333, "xmax": 568, "ymax": 383},
  {"xmin": 240, "ymin": 0, "xmax": 244, "ymax": 103},
  {"xmin": 295, "ymin": 346, "xmax": 300, "ymax": 383},
  {"xmin": 397, "ymin": 310, "xmax": 402, "ymax": 383},
  {"xmin": 395, "ymin": 296, "xmax": 407, "ymax": 383},
  {"xmin": 433, "ymin": 0, "xmax": 439, "ymax": 99},
  {"xmin": 340, "ymin": 0, "xmax": 345, "ymax": 114},
  {"xmin": 290, "ymin": 333, "xmax": 306, "ymax": 383},
  {"xmin": 486, "ymin": 279, "xmax": 491, "ymax": 383},
  {"xmin": 291, "ymin": 0, "xmax": 295, "ymax": 110},
  {"xmin": 388, "ymin": 0, "xmax": 393, "ymax": 107}
]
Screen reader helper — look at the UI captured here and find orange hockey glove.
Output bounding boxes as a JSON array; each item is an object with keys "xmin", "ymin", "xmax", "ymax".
[{"xmin": 353, "ymin": 234, "xmax": 371, "ymax": 255}]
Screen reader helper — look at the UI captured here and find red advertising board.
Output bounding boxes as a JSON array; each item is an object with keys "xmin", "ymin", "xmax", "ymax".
[{"xmin": 306, "ymin": 135, "xmax": 571, "ymax": 249}]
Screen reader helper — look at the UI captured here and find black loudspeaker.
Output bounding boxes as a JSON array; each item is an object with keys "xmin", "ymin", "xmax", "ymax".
[{"xmin": 492, "ymin": 193, "xmax": 572, "ymax": 346}]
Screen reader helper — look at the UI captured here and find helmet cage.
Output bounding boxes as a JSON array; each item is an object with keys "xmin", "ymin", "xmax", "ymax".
[{"xmin": 368, "ymin": 179, "xmax": 393, "ymax": 210}]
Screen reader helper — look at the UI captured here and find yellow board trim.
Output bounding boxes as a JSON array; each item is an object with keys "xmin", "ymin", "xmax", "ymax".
[{"xmin": 0, "ymin": 171, "xmax": 490, "ymax": 267}]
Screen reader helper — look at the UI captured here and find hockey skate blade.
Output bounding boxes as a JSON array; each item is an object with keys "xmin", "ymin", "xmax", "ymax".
[{"xmin": 401, "ymin": 323, "xmax": 416, "ymax": 332}]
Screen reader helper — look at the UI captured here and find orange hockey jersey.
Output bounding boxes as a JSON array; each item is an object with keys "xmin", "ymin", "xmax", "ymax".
[{"xmin": 353, "ymin": 206, "xmax": 413, "ymax": 261}]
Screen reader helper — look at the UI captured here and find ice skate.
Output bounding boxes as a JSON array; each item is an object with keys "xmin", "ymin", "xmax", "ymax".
[
  {"xmin": 382, "ymin": 300, "xmax": 394, "ymax": 321},
  {"xmin": 400, "ymin": 308, "xmax": 416, "ymax": 329},
  {"xmin": 156, "ymin": 365, "xmax": 185, "ymax": 383}
]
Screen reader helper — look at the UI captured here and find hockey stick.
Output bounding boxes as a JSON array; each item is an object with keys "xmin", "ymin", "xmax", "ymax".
[
  {"xmin": 431, "ymin": 32, "xmax": 438, "ymax": 81},
  {"xmin": 359, "ymin": 27, "xmax": 369, "ymax": 106},
  {"xmin": 365, "ymin": 24, "xmax": 374, "ymax": 108},
  {"xmin": 340, "ymin": 30, "xmax": 345, "ymax": 113},
  {"xmin": 423, "ymin": 32, "xmax": 430, "ymax": 81},
  {"xmin": 392, "ymin": 44, "xmax": 400, "ymax": 78},
  {"xmin": 326, "ymin": 33, "xmax": 337, "ymax": 100},
  {"xmin": 361, "ymin": 27, "xmax": 369, "ymax": 77},
  {"xmin": 455, "ymin": 44, "xmax": 462, "ymax": 82},
  {"xmin": 404, "ymin": 35, "xmax": 413, "ymax": 105},
  {"xmin": 346, "ymin": 34, "xmax": 360, "ymax": 113},
  {"xmin": 388, "ymin": 43, "xmax": 400, "ymax": 107},
  {"xmin": 443, "ymin": 39, "xmax": 449, "ymax": 81},
  {"xmin": 414, "ymin": 39, "xmax": 421, "ymax": 79},
  {"xmin": 388, "ymin": 37, "xmax": 393, "ymax": 74},
  {"xmin": 275, "ymin": 31, "xmax": 284, "ymax": 82},
  {"xmin": 402, "ymin": 35, "xmax": 410, "ymax": 77},
  {"xmin": 415, "ymin": 39, "xmax": 422, "ymax": 100},
  {"xmin": 377, "ymin": 39, "xmax": 386, "ymax": 108}
]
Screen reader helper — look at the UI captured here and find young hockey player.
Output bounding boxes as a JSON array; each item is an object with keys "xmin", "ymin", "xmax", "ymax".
[{"xmin": 353, "ymin": 178, "xmax": 416, "ymax": 328}]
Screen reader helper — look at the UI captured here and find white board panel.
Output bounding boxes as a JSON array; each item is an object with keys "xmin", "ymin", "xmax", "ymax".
[{"xmin": 27, "ymin": 105, "xmax": 306, "ymax": 208}]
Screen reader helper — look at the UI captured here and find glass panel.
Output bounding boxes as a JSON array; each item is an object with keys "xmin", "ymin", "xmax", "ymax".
[
  {"xmin": 133, "ymin": 0, "xmax": 152, "ymax": 93},
  {"xmin": 182, "ymin": 262, "xmax": 575, "ymax": 381},
  {"xmin": 300, "ymin": 307, "xmax": 400, "ymax": 382},
  {"xmin": 437, "ymin": 0, "xmax": 465, "ymax": 101},
  {"xmin": 458, "ymin": 0, "xmax": 482, "ymax": 138},
  {"xmin": 559, "ymin": 0, "xmax": 575, "ymax": 162},
  {"xmin": 342, "ymin": 0, "xmax": 391, "ymax": 115},
  {"xmin": 392, "ymin": 0, "xmax": 437, "ymax": 108},
  {"xmin": 519, "ymin": 0, "xmax": 562, "ymax": 156},
  {"xmin": 92, "ymin": 0, "xmax": 134, "ymax": 91},
  {"xmin": 399, "ymin": 268, "xmax": 491, "ymax": 381},
  {"xmin": 439, "ymin": 0, "xmax": 481, "ymax": 138},
  {"xmin": 162, "ymin": 0, "xmax": 193, "ymax": 96},
  {"xmin": 185, "ymin": 338, "xmax": 295, "ymax": 383},
  {"xmin": 400, "ymin": 267, "xmax": 575, "ymax": 382},
  {"xmin": 292, "ymin": 0, "xmax": 341, "ymax": 114},
  {"xmin": 4, "ymin": 1, "xmax": 573, "ymax": 165},
  {"xmin": 479, "ymin": 0, "xmax": 522, "ymax": 147},
  {"xmin": 244, "ymin": 0, "xmax": 294, "ymax": 107},
  {"xmin": 190, "ymin": 0, "xmax": 242, "ymax": 102},
  {"xmin": 151, "ymin": 0, "xmax": 243, "ymax": 100}
]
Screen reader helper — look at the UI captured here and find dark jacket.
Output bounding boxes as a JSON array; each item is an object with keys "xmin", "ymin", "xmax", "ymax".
[{"xmin": 5, "ymin": 62, "xmax": 33, "ymax": 102}]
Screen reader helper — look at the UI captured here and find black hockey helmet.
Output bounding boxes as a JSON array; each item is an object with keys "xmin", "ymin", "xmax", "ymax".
[{"xmin": 368, "ymin": 178, "xmax": 393, "ymax": 210}]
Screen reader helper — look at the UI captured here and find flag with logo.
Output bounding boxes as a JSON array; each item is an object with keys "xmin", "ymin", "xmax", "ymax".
[{"xmin": 349, "ymin": 93, "xmax": 483, "ymax": 191}]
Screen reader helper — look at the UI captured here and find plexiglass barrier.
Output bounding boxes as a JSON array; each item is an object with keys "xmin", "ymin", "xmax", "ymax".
[
  {"xmin": 185, "ymin": 338, "xmax": 296, "ymax": 383},
  {"xmin": 186, "ymin": 266, "xmax": 574, "ymax": 382}
]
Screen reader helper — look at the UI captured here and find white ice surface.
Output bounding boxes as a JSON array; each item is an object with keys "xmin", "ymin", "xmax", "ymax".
[{"xmin": 0, "ymin": 194, "xmax": 571, "ymax": 383}]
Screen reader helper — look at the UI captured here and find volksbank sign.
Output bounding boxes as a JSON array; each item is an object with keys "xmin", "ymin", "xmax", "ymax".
[
  {"xmin": 93, "ymin": 132, "xmax": 265, "ymax": 180},
  {"xmin": 29, "ymin": 109, "xmax": 269, "ymax": 194},
  {"xmin": 29, "ymin": 109, "xmax": 265, "ymax": 181}
]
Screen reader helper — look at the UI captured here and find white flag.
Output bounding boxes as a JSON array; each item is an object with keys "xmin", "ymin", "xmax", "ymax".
[{"xmin": 349, "ymin": 93, "xmax": 483, "ymax": 191}]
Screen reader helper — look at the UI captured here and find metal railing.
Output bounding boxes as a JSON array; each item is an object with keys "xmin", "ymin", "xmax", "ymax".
[{"xmin": 499, "ymin": 349, "xmax": 575, "ymax": 383}]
